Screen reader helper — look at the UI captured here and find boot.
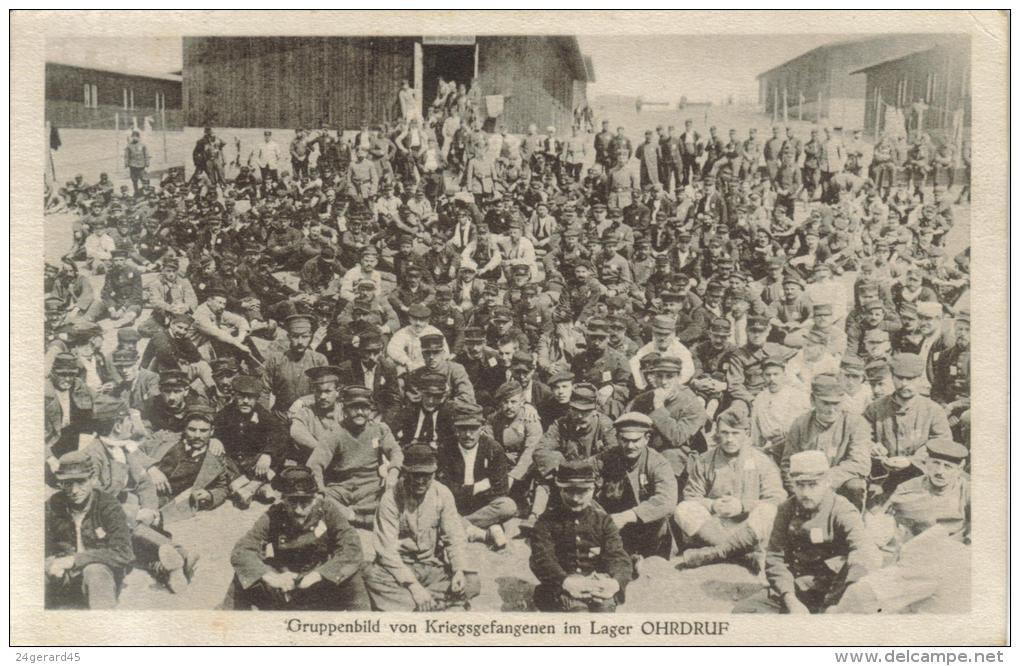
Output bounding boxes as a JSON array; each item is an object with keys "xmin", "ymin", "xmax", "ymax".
[
  {"xmin": 179, "ymin": 546, "xmax": 200, "ymax": 583},
  {"xmin": 254, "ymin": 483, "xmax": 279, "ymax": 504},
  {"xmin": 678, "ymin": 524, "xmax": 759, "ymax": 570},
  {"xmin": 158, "ymin": 543, "xmax": 188, "ymax": 593},
  {"xmin": 465, "ymin": 524, "xmax": 487, "ymax": 543},
  {"xmin": 488, "ymin": 524, "xmax": 508, "ymax": 550}
]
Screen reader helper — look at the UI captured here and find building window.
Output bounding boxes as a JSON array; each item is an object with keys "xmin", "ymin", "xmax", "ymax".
[{"xmin": 83, "ymin": 83, "xmax": 98, "ymax": 108}]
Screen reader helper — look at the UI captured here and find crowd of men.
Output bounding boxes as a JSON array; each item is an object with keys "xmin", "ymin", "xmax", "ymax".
[{"xmin": 44, "ymin": 110, "xmax": 971, "ymax": 615}]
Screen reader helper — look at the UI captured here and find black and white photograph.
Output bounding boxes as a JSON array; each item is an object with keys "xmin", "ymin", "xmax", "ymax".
[{"xmin": 12, "ymin": 9, "xmax": 1009, "ymax": 650}]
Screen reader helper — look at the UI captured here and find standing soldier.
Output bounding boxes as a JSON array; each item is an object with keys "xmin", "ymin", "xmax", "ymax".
[
  {"xmin": 225, "ymin": 466, "xmax": 371, "ymax": 610},
  {"xmin": 124, "ymin": 130, "xmax": 150, "ymax": 197},
  {"xmin": 529, "ymin": 460, "xmax": 633, "ymax": 612},
  {"xmin": 733, "ymin": 451, "xmax": 879, "ymax": 614}
]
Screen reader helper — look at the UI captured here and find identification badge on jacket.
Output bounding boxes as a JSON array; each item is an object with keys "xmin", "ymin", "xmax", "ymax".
[
  {"xmin": 488, "ymin": 357, "xmax": 497, "ymax": 367},
  {"xmin": 809, "ymin": 527, "xmax": 825, "ymax": 544},
  {"xmin": 264, "ymin": 542, "xmax": 275, "ymax": 558},
  {"xmin": 94, "ymin": 527, "xmax": 106, "ymax": 539},
  {"xmin": 371, "ymin": 437, "xmax": 379, "ymax": 449},
  {"xmin": 473, "ymin": 478, "xmax": 491, "ymax": 495},
  {"xmin": 588, "ymin": 546, "xmax": 601, "ymax": 556},
  {"xmin": 314, "ymin": 520, "xmax": 327, "ymax": 538}
]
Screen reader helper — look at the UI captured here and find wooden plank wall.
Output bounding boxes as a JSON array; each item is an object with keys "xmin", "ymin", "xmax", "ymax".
[
  {"xmin": 184, "ymin": 37, "xmax": 414, "ymax": 129},
  {"xmin": 476, "ymin": 36, "xmax": 577, "ymax": 133},
  {"xmin": 46, "ymin": 63, "xmax": 181, "ymax": 111}
]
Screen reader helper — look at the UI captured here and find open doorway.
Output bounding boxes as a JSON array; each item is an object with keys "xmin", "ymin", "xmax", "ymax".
[{"xmin": 421, "ymin": 44, "xmax": 476, "ymax": 112}]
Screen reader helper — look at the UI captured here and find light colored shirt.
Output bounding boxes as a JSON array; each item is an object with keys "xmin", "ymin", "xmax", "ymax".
[
  {"xmin": 459, "ymin": 445, "xmax": 478, "ymax": 486},
  {"xmin": 386, "ymin": 324, "xmax": 447, "ymax": 372},
  {"xmin": 751, "ymin": 384, "xmax": 811, "ymax": 448},
  {"xmin": 338, "ymin": 266, "xmax": 384, "ymax": 302},
  {"xmin": 251, "ymin": 140, "xmax": 283, "ymax": 170}
]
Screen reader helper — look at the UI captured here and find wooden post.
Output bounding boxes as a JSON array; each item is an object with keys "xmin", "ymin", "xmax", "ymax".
[
  {"xmin": 161, "ymin": 108, "xmax": 168, "ymax": 163},
  {"xmin": 782, "ymin": 88, "xmax": 788, "ymax": 122},
  {"xmin": 817, "ymin": 91, "xmax": 823, "ymax": 123},
  {"xmin": 114, "ymin": 112, "xmax": 119, "ymax": 170},
  {"xmin": 798, "ymin": 91, "xmax": 804, "ymax": 121}
]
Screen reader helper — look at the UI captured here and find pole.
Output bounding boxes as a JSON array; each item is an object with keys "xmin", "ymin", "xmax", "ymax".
[
  {"xmin": 162, "ymin": 108, "xmax": 168, "ymax": 163},
  {"xmin": 799, "ymin": 91, "xmax": 804, "ymax": 121},
  {"xmin": 114, "ymin": 112, "xmax": 120, "ymax": 175},
  {"xmin": 782, "ymin": 88, "xmax": 788, "ymax": 122}
]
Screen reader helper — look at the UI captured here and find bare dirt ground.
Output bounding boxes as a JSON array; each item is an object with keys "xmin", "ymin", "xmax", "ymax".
[{"xmin": 43, "ymin": 105, "xmax": 972, "ymax": 613}]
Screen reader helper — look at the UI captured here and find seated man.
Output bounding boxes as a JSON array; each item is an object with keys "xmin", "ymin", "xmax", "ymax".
[
  {"xmin": 364, "ymin": 445, "xmax": 477, "ymax": 611},
  {"xmin": 82, "ymin": 396, "xmax": 196, "ymax": 593},
  {"xmin": 224, "ymin": 466, "xmax": 371, "ymax": 611},
  {"xmin": 418, "ymin": 332, "xmax": 476, "ymax": 404},
  {"xmin": 832, "ymin": 438, "xmax": 970, "ymax": 614},
  {"xmin": 45, "ymin": 451, "xmax": 134, "ymax": 609},
  {"xmin": 147, "ymin": 403, "xmax": 235, "ymax": 523},
  {"xmin": 336, "ymin": 329, "xmax": 402, "ymax": 424},
  {"xmin": 597, "ymin": 412, "xmax": 678, "ymax": 560},
  {"xmin": 141, "ymin": 370, "xmax": 196, "ymax": 434},
  {"xmin": 438, "ymin": 401, "xmax": 516, "ymax": 550},
  {"xmin": 675, "ymin": 404, "xmax": 786, "ymax": 571},
  {"xmin": 288, "ymin": 366, "xmax": 347, "ymax": 454},
  {"xmin": 215, "ymin": 375, "xmax": 290, "ymax": 506},
  {"xmin": 529, "ymin": 460, "xmax": 632, "ymax": 612},
  {"xmin": 391, "ymin": 370, "xmax": 455, "ymax": 450},
  {"xmin": 780, "ymin": 374, "xmax": 871, "ymax": 506},
  {"xmin": 485, "ymin": 380, "xmax": 543, "ymax": 518},
  {"xmin": 306, "ymin": 386, "xmax": 403, "ymax": 528},
  {"xmin": 733, "ymin": 451, "xmax": 878, "ymax": 614}
]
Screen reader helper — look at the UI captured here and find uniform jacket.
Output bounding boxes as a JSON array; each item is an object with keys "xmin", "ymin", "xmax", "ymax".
[
  {"xmin": 437, "ymin": 436, "xmax": 511, "ymax": 515},
  {"xmin": 627, "ymin": 387, "xmax": 707, "ymax": 455},
  {"xmin": 597, "ymin": 446, "xmax": 678, "ymax": 524},
  {"xmin": 684, "ymin": 445, "xmax": 786, "ymax": 514},
  {"xmin": 534, "ymin": 412, "xmax": 618, "ymax": 477},
  {"xmin": 485, "ymin": 404, "xmax": 543, "ymax": 481},
  {"xmin": 529, "ymin": 503, "xmax": 632, "ymax": 597},
  {"xmin": 45, "ymin": 489, "xmax": 134, "ymax": 574},
  {"xmin": 215, "ymin": 402, "xmax": 289, "ymax": 471},
  {"xmin": 44, "ymin": 377, "xmax": 94, "ymax": 459},
  {"xmin": 336, "ymin": 359, "xmax": 402, "ymax": 420},
  {"xmin": 781, "ymin": 411, "xmax": 871, "ymax": 492},
  {"xmin": 862, "ymin": 395, "xmax": 951, "ymax": 458},
  {"xmin": 231, "ymin": 497, "xmax": 364, "ymax": 588},
  {"xmin": 155, "ymin": 437, "xmax": 233, "ymax": 510},
  {"xmin": 82, "ymin": 437, "xmax": 159, "ymax": 514},
  {"xmin": 390, "ymin": 404, "xmax": 456, "ymax": 451},
  {"xmin": 765, "ymin": 492, "xmax": 877, "ymax": 607}
]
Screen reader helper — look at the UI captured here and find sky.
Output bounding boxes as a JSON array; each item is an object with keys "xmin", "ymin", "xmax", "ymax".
[{"xmin": 578, "ymin": 34, "xmax": 851, "ymax": 104}]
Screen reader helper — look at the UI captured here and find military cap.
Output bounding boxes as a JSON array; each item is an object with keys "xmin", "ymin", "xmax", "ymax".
[
  {"xmin": 865, "ymin": 358, "xmax": 891, "ymax": 380},
  {"xmin": 233, "ymin": 375, "xmax": 263, "ymax": 396},
  {"xmin": 510, "ymin": 350, "xmax": 535, "ymax": 370},
  {"xmin": 649, "ymin": 355, "xmax": 684, "ymax": 375},
  {"xmin": 521, "ymin": 282, "xmax": 539, "ymax": 296},
  {"xmin": 890, "ymin": 352, "xmax": 924, "ymax": 379},
  {"xmin": 51, "ymin": 353, "xmax": 80, "ymax": 376},
  {"xmin": 184, "ymin": 401, "xmax": 217, "ymax": 423},
  {"xmin": 210, "ymin": 358, "xmax": 239, "ymax": 377},
  {"xmin": 812, "ymin": 303, "xmax": 834, "ymax": 316},
  {"xmin": 493, "ymin": 380, "xmax": 525, "ymax": 405},
  {"xmin": 462, "ymin": 326, "xmax": 486, "ymax": 342},
  {"xmin": 592, "ymin": 202, "xmax": 607, "ymax": 211},
  {"xmin": 204, "ymin": 286, "xmax": 228, "ymax": 300},
  {"xmin": 811, "ymin": 373, "xmax": 844, "ymax": 400},
  {"xmin": 453, "ymin": 408, "xmax": 485, "ymax": 428},
  {"xmin": 407, "ymin": 303, "xmax": 432, "ymax": 319},
  {"xmin": 746, "ymin": 315, "xmax": 770, "ymax": 332},
  {"xmin": 342, "ymin": 385, "xmax": 374, "ymax": 407},
  {"xmin": 355, "ymin": 329, "xmax": 384, "ymax": 350},
  {"xmin": 116, "ymin": 327, "xmax": 141, "ymax": 345},
  {"xmin": 660, "ymin": 288, "xmax": 683, "ymax": 301},
  {"xmin": 356, "ymin": 278, "xmax": 377, "ymax": 292},
  {"xmin": 727, "ymin": 286, "xmax": 751, "ymax": 303},
  {"xmin": 459, "ymin": 258, "xmax": 478, "ymax": 272},
  {"xmin": 650, "ymin": 314, "xmax": 676, "ymax": 334},
  {"xmin": 705, "ymin": 281, "xmax": 726, "ymax": 296},
  {"xmin": 159, "ymin": 370, "xmax": 189, "ymax": 388},
  {"xmin": 305, "ymin": 366, "xmax": 342, "ymax": 385},
  {"xmin": 44, "ymin": 295, "xmax": 65, "ymax": 313},
  {"xmin": 92, "ymin": 395, "xmax": 130, "ymax": 423},
  {"xmin": 916, "ymin": 301, "xmax": 943, "ymax": 318},
  {"xmin": 414, "ymin": 371, "xmax": 448, "ymax": 394},
  {"xmin": 162, "ymin": 256, "xmax": 180, "ymax": 270},
  {"xmin": 403, "ymin": 444, "xmax": 438, "ymax": 473},
  {"xmin": 709, "ymin": 317, "xmax": 732, "ymax": 334},
  {"xmin": 614, "ymin": 411, "xmax": 653, "ymax": 435},
  {"xmin": 608, "ymin": 208, "xmax": 623, "ymax": 219},
  {"xmin": 606, "ymin": 314, "xmax": 628, "ymax": 329},
  {"xmin": 716, "ymin": 402, "xmax": 751, "ymax": 429},
  {"xmin": 862, "ymin": 298, "xmax": 885, "ymax": 312},
  {"xmin": 483, "ymin": 281, "xmax": 500, "ymax": 295},
  {"xmin": 360, "ymin": 245, "xmax": 379, "ymax": 257},
  {"xmin": 955, "ymin": 310, "xmax": 970, "ymax": 324},
  {"xmin": 275, "ymin": 465, "xmax": 318, "ymax": 498},
  {"xmin": 491, "ymin": 306, "xmax": 513, "ymax": 322},
  {"xmin": 840, "ymin": 355, "xmax": 866, "ymax": 372},
  {"xmin": 435, "ymin": 285, "xmax": 453, "ymax": 298},
  {"xmin": 655, "ymin": 254, "xmax": 671, "ymax": 265},
  {"xmin": 863, "ymin": 328, "xmax": 890, "ymax": 342},
  {"xmin": 545, "ymin": 274, "xmax": 565, "ymax": 291},
  {"xmin": 54, "ymin": 450, "xmax": 94, "ymax": 481},
  {"xmin": 555, "ymin": 460, "xmax": 597, "ymax": 488},
  {"xmin": 781, "ymin": 273, "xmax": 805, "ymax": 289},
  {"xmin": 69, "ymin": 322, "xmax": 102, "ymax": 346},
  {"xmin": 762, "ymin": 355, "xmax": 787, "ymax": 371},
  {"xmin": 574, "ymin": 259, "xmax": 596, "ymax": 274},
  {"xmin": 111, "ymin": 348, "xmax": 139, "ymax": 365},
  {"xmin": 568, "ymin": 383, "xmax": 597, "ymax": 410},
  {"xmin": 586, "ymin": 318, "xmax": 610, "ymax": 337},
  {"xmin": 676, "ymin": 230, "xmax": 693, "ymax": 241},
  {"xmin": 405, "ymin": 265, "xmax": 423, "ymax": 278},
  {"xmin": 420, "ymin": 333, "xmax": 445, "ymax": 353},
  {"xmin": 548, "ymin": 370, "xmax": 575, "ymax": 386},
  {"xmin": 789, "ymin": 450, "xmax": 830, "ymax": 479},
  {"xmin": 351, "ymin": 302, "xmax": 373, "ymax": 316},
  {"xmin": 110, "ymin": 249, "xmax": 128, "ymax": 259},
  {"xmin": 926, "ymin": 437, "xmax": 969, "ymax": 463},
  {"xmin": 510, "ymin": 263, "xmax": 530, "ymax": 274},
  {"xmin": 898, "ymin": 301, "xmax": 919, "ymax": 318}
]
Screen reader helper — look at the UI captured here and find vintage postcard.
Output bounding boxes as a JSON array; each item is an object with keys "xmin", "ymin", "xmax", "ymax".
[{"xmin": 9, "ymin": 9, "xmax": 1008, "ymax": 648}]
